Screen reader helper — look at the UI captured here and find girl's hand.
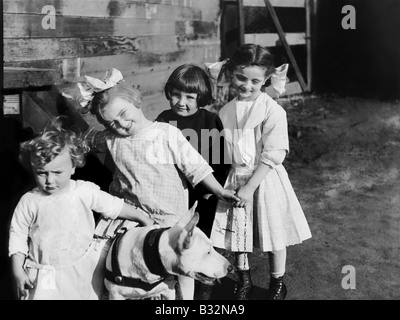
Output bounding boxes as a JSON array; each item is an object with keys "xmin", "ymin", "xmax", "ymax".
[
  {"xmin": 233, "ymin": 185, "xmax": 255, "ymax": 208},
  {"xmin": 216, "ymin": 188, "xmax": 240, "ymax": 203},
  {"xmin": 13, "ymin": 270, "xmax": 34, "ymax": 300}
]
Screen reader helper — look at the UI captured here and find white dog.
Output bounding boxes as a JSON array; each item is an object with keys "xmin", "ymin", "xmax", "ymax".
[{"xmin": 104, "ymin": 203, "xmax": 232, "ymax": 300}]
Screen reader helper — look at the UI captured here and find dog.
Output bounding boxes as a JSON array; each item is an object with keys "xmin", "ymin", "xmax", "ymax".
[{"xmin": 104, "ymin": 202, "xmax": 233, "ymax": 300}]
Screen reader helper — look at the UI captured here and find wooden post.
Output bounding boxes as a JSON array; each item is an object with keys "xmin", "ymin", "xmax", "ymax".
[
  {"xmin": 263, "ymin": 0, "xmax": 308, "ymax": 92},
  {"xmin": 305, "ymin": 0, "xmax": 312, "ymax": 92},
  {"xmin": 238, "ymin": 0, "xmax": 245, "ymax": 46}
]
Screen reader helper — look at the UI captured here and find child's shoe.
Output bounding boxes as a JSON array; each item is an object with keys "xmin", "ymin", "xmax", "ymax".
[
  {"xmin": 267, "ymin": 276, "xmax": 287, "ymax": 300},
  {"xmin": 234, "ymin": 269, "xmax": 253, "ymax": 300}
]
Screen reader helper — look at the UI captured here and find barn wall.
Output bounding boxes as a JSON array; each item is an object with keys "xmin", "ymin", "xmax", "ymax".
[
  {"xmin": 3, "ymin": 0, "xmax": 222, "ymax": 120},
  {"xmin": 314, "ymin": 0, "xmax": 400, "ymax": 99}
]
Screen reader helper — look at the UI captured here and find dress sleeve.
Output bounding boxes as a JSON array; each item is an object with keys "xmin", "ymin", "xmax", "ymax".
[
  {"xmin": 260, "ymin": 105, "xmax": 289, "ymax": 156},
  {"xmin": 80, "ymin": 181, "xmax": 124, "ymax": 220},
  {"xmin": 8, "ymin": 195, "xmax": 35, "ymax": 257},
  {"xmin": 169, "ymin": 127, "xmax": 213, "ymax": 187}
]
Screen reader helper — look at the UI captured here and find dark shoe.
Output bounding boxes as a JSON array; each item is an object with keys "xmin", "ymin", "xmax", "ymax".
[
  {"xmin": 234, "ymin": 269, "xmax": 253, "ymax": 300},
  {"xmin": 194, "ymin": 282, "xmax": 214, "ymax": 300},
  {"xmin": 267, "ymin": 276, "xmax": 287, "ymax": 300}
]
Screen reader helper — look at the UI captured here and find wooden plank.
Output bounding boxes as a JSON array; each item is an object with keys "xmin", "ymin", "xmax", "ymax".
[
  {"xmin": 3, "ymin": 0, "xmax": 204, "ymax": 21},
  {"xmin": 243, "ymin": 0, "xmax": 305, "ymax": 7},
  {"xmin": 4, "ymin": 35, "xmax": 179, "ymax": 62},
  {"xmin": 4, "ymin": 14, "xmax": 218, "ymax": 39},
  {"xmin": 78, "ymin": 44, "xmax": 220, "ymax": 81},
  {"xmin": 305, "ymin": 0, "xmax": 313, "ymax": 91},
  {"xmin": 238, "ymin": 0, "xmax": 245, "ymax": 46},
  {"xmin": 263, "ymin": 0, "xmax": 307, "ymax": 92},
  {"xmin": 245, "ymin": 33, "xmax": 306, "ymax": 46},
  {"xmin": 142, "ymin": 93, "xmax": 169, "ymax": 121},
  {"xmin": 4, "ymin": 67, "xmax": 61, "ymax": 89},
  {"xmin": 175, "ymin": 20, "xmax": 218, "ymax": 39},
  {"xmin": 3, "ymin": 39, "xmax": 220, "ymax": 84},
  {"xmin": 3, "ymin": 14, "xmax": 176, "ymax": 38}
]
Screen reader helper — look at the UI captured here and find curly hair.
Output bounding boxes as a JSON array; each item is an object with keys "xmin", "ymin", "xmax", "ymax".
[
  {"xmin": 164, "ymin": 64, "xmax": 213, "ymax": 108},
  {"xmin": 20, "ymin": 118, "xmax": 89, "ymax": 169},
  {"xmin": 89, "ymin": 84, "xmax": 142, "ymax": 127}
]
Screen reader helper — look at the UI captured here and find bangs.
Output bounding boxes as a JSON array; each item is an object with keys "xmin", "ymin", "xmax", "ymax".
[
  {"xmin": 172, "ymin": 71, "xmax": 204, "ymax": 94},
  {"xmin": 165, "ymin": 64, "xmax": 213, "ymax": 108}
]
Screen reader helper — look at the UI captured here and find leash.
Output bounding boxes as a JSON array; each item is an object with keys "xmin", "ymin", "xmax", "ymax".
[{"xmin": 104, "ymin": 227, "xmax": 170, "ymax": 290}]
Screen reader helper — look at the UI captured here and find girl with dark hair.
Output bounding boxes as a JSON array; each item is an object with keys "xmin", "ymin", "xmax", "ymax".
[
  {"xmin": 209, "ymin": 44, "xmax": 312, "ymax": 300},
  {"xmin": 156, "ymin": 64, "xmax": 230, "ymax": 300}
]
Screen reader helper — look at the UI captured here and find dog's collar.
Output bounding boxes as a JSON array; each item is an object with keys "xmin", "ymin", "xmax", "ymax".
[
  {"xmin": 105, "ymin": 227, "xmax": 170, "ymax": 289},
  {"xmin": 143, "ymin": 227, "xmax": 170, "ymax": 278}
]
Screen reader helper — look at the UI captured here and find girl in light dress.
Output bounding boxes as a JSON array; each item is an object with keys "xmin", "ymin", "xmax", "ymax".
[
  {"xmin": 209, "ymin": 44, "xmax": 312, "ymax": 300},
  {"xmin": 9, "ymin": 121, "xmax": 154, "ymax": 300}
]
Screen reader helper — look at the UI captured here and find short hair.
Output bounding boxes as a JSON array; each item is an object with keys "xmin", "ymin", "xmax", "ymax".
[
  {"xmin": 164, "ymin": 64, "xmax": 213, "ymax": 108},
  {"xmin": 90, "ymin": 84, "xmax": 142, "ymax": 127},
  {"xmin": 20, "ymin": 118, "xmax": 89, "ymax": 169}
]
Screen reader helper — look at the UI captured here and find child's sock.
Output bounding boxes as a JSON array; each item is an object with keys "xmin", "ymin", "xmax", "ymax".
[
  {"xmin": 235, "ymin": 252, "xmax": 250, "ymax": 270},
  {"xmin": 268, "ymin": 248, "xmax": 287, "ymax": 278}
]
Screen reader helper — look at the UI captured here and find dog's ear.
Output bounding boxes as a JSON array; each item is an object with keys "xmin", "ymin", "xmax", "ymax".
[
  {"xmin": 177, "ymin": 201, "xmax": 198, "ymax": 228},
  {"xmin": 178, "ymin": 211, "xmax": 199, "ymax": 250},
  {"xmin": 189, "ymin": 201, "xmax": 198, "ymax": 216}
]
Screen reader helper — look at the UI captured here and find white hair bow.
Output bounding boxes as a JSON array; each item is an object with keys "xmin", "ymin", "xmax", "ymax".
[
  {"xmin": 62, "ymin": 68, "xmax": 124, "ymax": 108},
  {"xmin": 270, "ymin": 63, "xmax": 289, "ymax": 97}
]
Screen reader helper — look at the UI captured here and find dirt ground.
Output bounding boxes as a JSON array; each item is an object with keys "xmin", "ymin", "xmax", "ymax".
[{"xmin": 211, "ymin": 95, "xmax": 400, "ymax": 300}]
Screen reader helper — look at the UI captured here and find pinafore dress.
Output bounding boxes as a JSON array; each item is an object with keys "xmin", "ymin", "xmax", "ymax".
[{"xmin": 210, "ymin": 93, "xmax": 311, "ymax": 252}]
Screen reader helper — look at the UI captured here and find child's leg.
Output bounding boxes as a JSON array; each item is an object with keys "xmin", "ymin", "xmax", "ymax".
[
  {"xmin": 268, "ymin": 248, "xmax": 287, "ymax": 278},
  {"xmin": 235, "ymin": 252, "xmax": 250, "ymax": 270},
  {"xmin": 178, "ymin": 275, "xmax": 195, "ymax": 300},
  {"xmin": 267, "ymin": 248, "xmax": 287, "ymax": 300},
  {"xmin": 234, "ymin": 252, "xmax": 253, "ymax": 300}
]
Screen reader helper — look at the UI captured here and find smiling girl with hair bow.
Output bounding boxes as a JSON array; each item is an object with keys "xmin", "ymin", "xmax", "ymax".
[
  {"xmin": 64, "ymin": 68, "xmax": 240, "ymax": 300},
  {"xmin": 207, "ymin": 44, "xmax": 312, "ymax": 300}
]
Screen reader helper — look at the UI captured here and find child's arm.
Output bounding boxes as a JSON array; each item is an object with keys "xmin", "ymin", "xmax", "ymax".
[
  {"xmin": 10, "ymin": 253, "xmax": 34, "ymax": 300},
  {"xmin": 200, "ymin": 173, "xmax": 240, "ymax": 203},
  {"xmin": 117, "ymin": 202, "xmax": 155, "ymax": 226},
  {"xmin": 235, "ymin": 150, "xmax": 287, "ymax": 208}
]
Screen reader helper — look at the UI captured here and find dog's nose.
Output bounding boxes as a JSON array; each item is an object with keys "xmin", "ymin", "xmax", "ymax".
[{"xmin": 227, "ymin": 264, "xmax": 234, "ymax": 274}]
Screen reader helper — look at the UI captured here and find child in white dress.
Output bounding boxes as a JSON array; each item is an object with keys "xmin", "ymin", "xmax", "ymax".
[
  {"xmin": 9, "ymin": 121, "xmax": 154, "ymax": 300},
  {"xmin": 209, "ymin": 44, "xmax": 312, "ymax": 300}
]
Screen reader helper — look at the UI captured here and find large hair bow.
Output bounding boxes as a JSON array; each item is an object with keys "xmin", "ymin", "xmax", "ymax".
[
  {"xmin": 205, "ymin": 61, "xmax": 289, "ymax": 98},
  {"xmin": 62, "ymin": 68, "xmax": 124, "ymax": 108}
]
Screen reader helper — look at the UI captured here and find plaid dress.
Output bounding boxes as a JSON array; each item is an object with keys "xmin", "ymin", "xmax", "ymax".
[
  {"xmin": 90, "ymin": 122, "xmax": 213, "ymax": 236},
  {"xmin": 210, "ymin": 93, "xmax": 312, "ymax": 252}
]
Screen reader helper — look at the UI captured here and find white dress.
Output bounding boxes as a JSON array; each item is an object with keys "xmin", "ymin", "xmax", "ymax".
[
  {"xmin": 9, "ymin": 180, "xmax": 124, "ymax": 300},
  {"xmin": 210, "ymin": 93, "xmax": 312, "ymax": 252}
]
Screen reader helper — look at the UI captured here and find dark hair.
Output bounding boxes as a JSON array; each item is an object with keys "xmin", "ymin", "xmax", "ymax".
[
  {"xmin": 164, "ymin": 64, "xmax": 213, "ymax": 108},
  {"xmin": 222, "ymin": 44, "xmax": 275, "ymax": 81},
  {"xmin": 20, "ymin": 118, "xmax": 89, "ymax": 169},
  {"xmin": 90, "ymin": 84, "xmax": 142, "ymax": 127}
]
